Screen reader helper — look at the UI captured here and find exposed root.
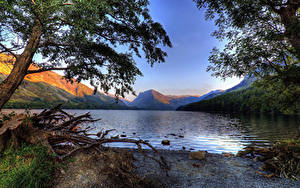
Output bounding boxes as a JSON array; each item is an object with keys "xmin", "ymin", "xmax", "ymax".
[{"xmin": 0, "ymin": 105, "xmax": 170, "ymax": 180}]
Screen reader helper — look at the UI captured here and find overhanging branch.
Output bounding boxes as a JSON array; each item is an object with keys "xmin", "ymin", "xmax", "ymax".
[
  {"xmin": 26, "ymin": 67, "xmax": 69, "ymax": 74},
  {"xmin": 0, "ymin": 43, "xmax": 18, "ymax": 59},
  {"xmin": 38, "ymin": 41, "xmax": 70, "ymax": 48}
]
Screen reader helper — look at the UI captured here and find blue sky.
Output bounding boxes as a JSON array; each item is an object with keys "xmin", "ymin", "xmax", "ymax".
[
  {"xmin": 128, "ymin": 0, "xmax": 242, "ymax": 99},
  {"xmin": 32, "ymin": 0, "xmax": 242, "ymax": 100}
]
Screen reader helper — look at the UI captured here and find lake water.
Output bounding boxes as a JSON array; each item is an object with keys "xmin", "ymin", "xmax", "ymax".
[{"xmin": 2, "ymin": 109, "xmax": 299, "ymax": 154}]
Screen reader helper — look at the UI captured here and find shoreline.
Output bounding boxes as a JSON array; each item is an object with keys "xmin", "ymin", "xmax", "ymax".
[{"xmin": 112, "ymin": 148, "xmax": 300, "ymax": 188}]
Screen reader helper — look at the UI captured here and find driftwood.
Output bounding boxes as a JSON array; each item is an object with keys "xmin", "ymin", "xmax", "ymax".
[{"xmin": 0, "ymin": 105, "xmax": 169, "ymax": 176}]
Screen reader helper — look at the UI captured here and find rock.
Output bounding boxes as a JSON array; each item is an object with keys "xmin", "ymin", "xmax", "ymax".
[
  {"xmin": 161, "ymin": 140, "xmax": 170, "ymax": 145},
  {"xmin": 60, "ymin": 169, "xmax": 66, "ymax": 175},
  {"xmin": 222, "ymin": 152, "xmax": 234, "ymax": 157},
  {"xmin": 236, "ymin": 149, "xmax": 251, "ymax": 157},
  {"xmin": 132, "ymin": 132, "xmax": 136, "ymax": 135},
  {"xmin": 120, "ymin": 134, "xmax": 127, "ymax": 137},
  {"xmin": 253, "ymin": 157, "xmax": 259, "ymax": 162},
  {"xmin": 189, "ymin": 148, "xmax": 195, "ymax": 151},
  {"xmin": 182, "ymin": 146, "xmax": 186, "ymax": 150},
  {"xmin": 189, "ymin": 151, "xmax": 207, "ymax": 160},
  {"xmin": 178, "ymin": 135, "xmax": 184, "ymax": 138},
  {"xmin": 111, "ymin": 135, "xmax": 119, "ymax": 139},
  {"xmin": 170, "ymin": 133, "xmax": 177, "ymax": 136}
]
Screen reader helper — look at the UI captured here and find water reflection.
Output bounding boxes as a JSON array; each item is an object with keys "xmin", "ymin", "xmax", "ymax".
[{"xmin": 1, "ymin": 109, "xmax": 299, "ymax": 154}]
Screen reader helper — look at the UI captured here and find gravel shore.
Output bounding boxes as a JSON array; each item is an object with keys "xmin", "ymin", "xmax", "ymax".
[{"xmin": 124, "ymin": 149, "xmax": 300, "ymax": 188}]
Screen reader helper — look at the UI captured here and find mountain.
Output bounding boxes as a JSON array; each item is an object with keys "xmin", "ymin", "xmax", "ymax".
[
  {"xmin": 198, "ymin": 76, "xmax": 256, "ymax": 101},
  {"xmin": 0, "ymin": 54, "xmax": 94, "ymax": 97},
  {"xmin": 177, "ymin": 76, "xmax": 257, "ymax": 112},
  {"xmin": 195, "ymin": 90, "xmax": 224, "ymax": 101},
  {"xmin": 127, "ymin": 89, "xmax": 204, "ymax": 110},
  {"xmin": 224, "ymin": 75, "xmax": 256, "ymax": 93},
  {"xmin": 128, "ymin": 90, "xmax": 173, "ymax": 110},
  {"xmin": 0, "ymin": 54, "xmax": 126, "ymax": 109},
  {"xmin": 127, "ymin": 76, "xmax": 255, "ymax": 110},
  {"xmin": 177, "ymin": 75, "xmax": 300, "ymax": 114}
]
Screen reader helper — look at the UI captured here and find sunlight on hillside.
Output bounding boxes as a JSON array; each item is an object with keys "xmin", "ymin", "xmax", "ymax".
[{"xmin": 0, "ymin": 54, "xmax": 93, "ymax": 97}]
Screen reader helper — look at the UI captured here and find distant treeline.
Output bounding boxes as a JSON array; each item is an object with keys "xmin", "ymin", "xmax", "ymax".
[
  {"xmin": 3, "ymin": 99, "xmax": 127, "ymax": 110},
  {"xmin": 178, "ymin": 87, "xmax": 300, "ymax": 114}
]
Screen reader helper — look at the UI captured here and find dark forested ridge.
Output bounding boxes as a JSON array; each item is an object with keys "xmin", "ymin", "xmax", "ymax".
[{"xmin": 177, "ymin": 87, "xmax": 300, "ymax": 114}]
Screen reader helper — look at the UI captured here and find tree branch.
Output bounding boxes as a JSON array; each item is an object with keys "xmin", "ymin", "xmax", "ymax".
[
  {"xmin": 0, "ymin": 43, "xmax": 18, "ymax": 59},
  {"xmin": 26, "ymin": 67, "xmax": 69, "ymax": 74},
  {"xmin": 63, "ymin": 2, "xmax": 73, "ymax": 6},
  {"xmin": 38, "ymin": 41, "xmax": 70, "ymax": 48},
  {"xmin": 264, "ymin": 57, "xmax": 281, "ymax": 73}
]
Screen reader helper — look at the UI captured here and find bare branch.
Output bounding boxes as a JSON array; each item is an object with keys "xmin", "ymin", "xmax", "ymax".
[{"xmin": 63, "ymin": 2, "xmax": 73, "ymax": 6}]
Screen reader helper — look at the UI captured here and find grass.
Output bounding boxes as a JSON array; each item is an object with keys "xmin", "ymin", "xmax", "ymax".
[{"xmin": 0, "ymin": 144, "xmax": 55, "ymax": 188}]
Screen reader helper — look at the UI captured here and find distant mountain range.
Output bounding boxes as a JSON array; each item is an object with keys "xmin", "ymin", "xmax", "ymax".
[
  {"xmin": 0, "ymin": 53, "xmax": 255, "ymax": 110},
  {"xmin": 177, "ymin": 76, "xmax": 256, "ymax": 111},
  {"xmin": 0, "ymin": 54, "xmax": 126, "ymax": 109},
  {"xmin": 127, "ymin": 76, "xmax": 255, "ymax": 110},
  {"xmin": 199, "ymin": 75, "xmax": 256, "ymax": 101}
]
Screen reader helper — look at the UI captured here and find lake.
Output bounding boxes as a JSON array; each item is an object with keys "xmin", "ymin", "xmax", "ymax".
[{"xmin": 2, "ymin": 109, "xmax": 299, "ymax": 154}]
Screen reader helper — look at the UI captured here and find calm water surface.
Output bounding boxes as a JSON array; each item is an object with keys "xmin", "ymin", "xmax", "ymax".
[{"xmin": 2, "ymin": 109, "xmax": 299, "ymax": 154}]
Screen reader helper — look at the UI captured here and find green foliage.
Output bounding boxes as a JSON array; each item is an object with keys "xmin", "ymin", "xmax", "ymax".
[
  {"xmin": 0, "ymin": 0, "xmax": 171, "ymax": 98},
  {"xmin": 0, "ymin": 144, "xmax": 55, "ymax": 188},
  {"xmin": 180, "ymin": 85, "xmax": 300, "ymax": 114},
  {"xmin": 193, "ymin": 0, "xmax": 300, "ymax": 85},
  {"xmin": 255, "ymin": 77, "xmax": 300, "ymax": 114}
]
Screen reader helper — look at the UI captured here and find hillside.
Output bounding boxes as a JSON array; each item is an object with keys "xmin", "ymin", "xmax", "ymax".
[
  {"xmin": 177, "ymin": 87, "xmax": 264, "ymax": 112},
  {"xmin": 200, "ymin": 76, "xmax": 256, "ymax": 101},
  {"xmin": 177, "ymin": 86, "xmax": 300, "ymax": 114},
  {"xmin": 0, "ymin": 54, "xmax": 93, "ymax": 97},
  {"xmin": 176, "ymin": 76, "xmax": 260, "ymax": 112},
  {"xmin": 0, "ymin": 54, "xmax": 126, "ymax": 109}
]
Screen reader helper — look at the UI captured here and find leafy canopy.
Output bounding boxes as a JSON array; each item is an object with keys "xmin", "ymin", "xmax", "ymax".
[
  {"xmin": 0, "ymin": 0, "xmax": 172, "ymax": 97},
  {"xmin": 194, "ymin": 0, "xmax": 300, "ymax": 85}
]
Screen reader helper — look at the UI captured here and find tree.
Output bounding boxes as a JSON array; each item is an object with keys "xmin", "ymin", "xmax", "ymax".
[
  {"xmin": 193, "ymin": 0, "xmax": 300, "ymax": 85},
  {"xmin": 0, "ymin": 0, "xmax": 172, "ymax": 109}
]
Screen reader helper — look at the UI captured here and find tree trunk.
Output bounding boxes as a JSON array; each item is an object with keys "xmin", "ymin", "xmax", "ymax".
[{"xmin": 0, "ymin": 20, "xmax": 42, "ymax": 110}]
